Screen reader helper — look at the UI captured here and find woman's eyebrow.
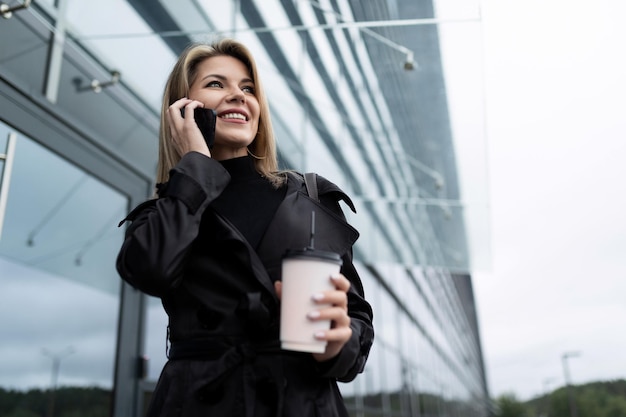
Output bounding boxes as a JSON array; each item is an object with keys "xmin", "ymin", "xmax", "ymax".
[
  {"xmin": 200, "ymin": 73, "xmax": 227, "ymax": 82},
  {"xmin": 200, "ymin": 74, "xmax": 254, "ymax": 84}
]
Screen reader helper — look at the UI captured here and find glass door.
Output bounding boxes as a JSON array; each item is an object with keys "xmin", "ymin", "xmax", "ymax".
[{"xmin": 0, "ymin": 124, "xmax": 127, "ymax": 416}]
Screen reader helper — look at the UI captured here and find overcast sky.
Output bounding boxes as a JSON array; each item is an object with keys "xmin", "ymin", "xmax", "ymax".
[{"xmin": 473, "ymin": 0, "xmax": 626, "ymax": 400}]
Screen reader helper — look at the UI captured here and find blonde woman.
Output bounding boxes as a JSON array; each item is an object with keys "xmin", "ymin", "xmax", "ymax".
[{"xmin": 117, "ymin": 38, "xmax": 373, "ymax": 417}]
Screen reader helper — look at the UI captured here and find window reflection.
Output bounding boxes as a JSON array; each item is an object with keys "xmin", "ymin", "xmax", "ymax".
[
  {"xmin": 65, "ymin": 0, "xmax": 176, "ymax": 108},
  {"xmin": 339, "ymin": 263, "xmax": 488, "ymax": 416},
  {"xmin": 145, "ymin": 295, "xmax": 169, "ymax": 380},
  {"xmin": 0, "ymin": 126, "xmax": 126, "ymax": 415}
]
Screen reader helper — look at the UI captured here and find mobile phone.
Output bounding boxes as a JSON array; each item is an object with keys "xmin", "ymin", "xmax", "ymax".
[{"xmin": 180, "ymin": 107, "xmax": 217, "ymax": 149}]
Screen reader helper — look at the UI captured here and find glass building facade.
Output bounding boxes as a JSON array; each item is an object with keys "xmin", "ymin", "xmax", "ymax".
[{"xmin": 0, "ymin": 0, "xmax": 491, "ymax": 416}]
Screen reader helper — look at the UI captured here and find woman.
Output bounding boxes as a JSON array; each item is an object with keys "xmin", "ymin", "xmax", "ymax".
[{"xmin": 116, "ymin": 38, "xmax": 373, "ymax": 417}]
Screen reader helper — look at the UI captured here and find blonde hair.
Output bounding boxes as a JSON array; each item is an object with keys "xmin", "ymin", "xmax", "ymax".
[{"xmin": 156, "ymin": 38, "xmax": 284, "ymax": 187}]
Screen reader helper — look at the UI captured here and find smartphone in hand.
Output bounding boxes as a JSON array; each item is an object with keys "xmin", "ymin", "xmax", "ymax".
[{"xmin": 180, "ymin": 107, "xmax": 217, "ymax": 149}]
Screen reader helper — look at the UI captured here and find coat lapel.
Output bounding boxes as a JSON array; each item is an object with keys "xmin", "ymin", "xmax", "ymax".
[
  {"xmin": 210, "ymin": 174, "xmax": 359, "ymax": 298},
  {"xmin": 210, "ymin": 210, "xmax": 279, "ymax": 301},
  {"xmin": 256, "ymin": 175, "xmax": 359, "ymax": 280}
]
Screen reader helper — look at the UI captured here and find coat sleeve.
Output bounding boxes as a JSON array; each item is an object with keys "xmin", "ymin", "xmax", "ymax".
[
  {"xmin": 314, "ymin": 189, "xmax": 374, "ymax": 382},
  {"xmin": 116, "ymin": 152, "xmax": 230, "ymax": 297}
]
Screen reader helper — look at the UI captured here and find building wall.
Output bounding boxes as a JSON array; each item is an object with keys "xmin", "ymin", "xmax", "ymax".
[{"xmin": 0, "ymin": 1, "xmax": 489, "ymax": 416}]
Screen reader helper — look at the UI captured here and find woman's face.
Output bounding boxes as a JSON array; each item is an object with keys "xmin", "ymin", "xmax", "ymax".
[{"xmin": 188, "ymin": 55, "xmax": 260, "ymax": 159}]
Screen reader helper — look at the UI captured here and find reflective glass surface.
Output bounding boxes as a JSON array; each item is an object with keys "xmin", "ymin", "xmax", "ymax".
[
  {"xmin": 342, "ymin": 262, "xmax": 487, "ymax": 416},
  {"xmin": 0, "ymin": 123, "xmax": 127, "ymax": 414},
  {"xmin": 0, "ymin": 0, "xmax": 490, "ymax": 415}
]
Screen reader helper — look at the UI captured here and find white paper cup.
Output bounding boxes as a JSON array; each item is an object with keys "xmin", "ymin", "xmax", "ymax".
[{"xmin": 280, "ymin": 249, "xmax": 342, "ymax": 353}]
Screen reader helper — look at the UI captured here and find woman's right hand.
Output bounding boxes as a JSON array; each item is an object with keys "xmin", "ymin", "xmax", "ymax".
[{"xmin": 167, "ymin": 97, "xmax": 211, "ymax": 158}]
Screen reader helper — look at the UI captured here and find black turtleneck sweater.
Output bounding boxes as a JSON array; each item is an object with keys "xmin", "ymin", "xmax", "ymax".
[{"xmin": 210, "ymin": 156, "xmax": 287, "ymax": 249}]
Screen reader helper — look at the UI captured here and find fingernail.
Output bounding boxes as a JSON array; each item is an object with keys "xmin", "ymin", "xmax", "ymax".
[
  {"xmin": 312, "ymin": 293, "xmax": 325, "ymax": 301},
  {"xmin": 307, "ymin": 311, "xmax": 321, "ymax": 319},
  {"xmin": 314, "ymin": 331, "xmax": 326, "ymax": 339},
  {"xmin": 330, "ymin": 273, "xmax": 341, "ymax": 280}
]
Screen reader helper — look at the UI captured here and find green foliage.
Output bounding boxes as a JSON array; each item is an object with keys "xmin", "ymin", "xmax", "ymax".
[
  {"xmin": 0, "ymin": 386, "xmax": 111, "ymax": 417},
  {"xmin": 2, "ymin": 379, "xmax": 624, "ymax": 417},
  {"xmin": 523, "ymin": 379, "xmax": 626, "ymax": 417},
  {"xmin": 494, "ymin": 393, "xmax": 530, "ymax": 417}
]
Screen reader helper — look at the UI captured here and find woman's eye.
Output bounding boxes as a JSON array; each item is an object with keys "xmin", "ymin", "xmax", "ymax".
[
  {"xmin": 206, "ymin": 80, "xmax": 222, "ymax": 88},
  {"xmin": 242, "ymin": 85, "xmax": 255, "ymax": 94}
]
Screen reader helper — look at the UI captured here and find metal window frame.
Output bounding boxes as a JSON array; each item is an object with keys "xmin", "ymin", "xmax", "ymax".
[{"xmin": 0, "ymin": 132, "xmax": 17, "ymax": 240}]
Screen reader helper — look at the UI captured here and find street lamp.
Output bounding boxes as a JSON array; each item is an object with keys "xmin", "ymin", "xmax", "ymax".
[
  {"xmin": 542, "ymin": 377, "xmax": 556, "ymax": 417},
  {"xmin": 543, "ymin": 377, "xmax": 556, "ymax": 392},
  {"xmin": 561, "ymin": 351, "xmax": 581, "ymax": 417},
  {"xmin": 42, "ymin": 346, "xmax": 75, "ymax": 417}
]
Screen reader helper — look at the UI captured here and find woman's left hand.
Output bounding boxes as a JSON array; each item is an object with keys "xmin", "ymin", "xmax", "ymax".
[{"xmin": 274, "ymin": 273, "xmax": 352, "ymax": 362}]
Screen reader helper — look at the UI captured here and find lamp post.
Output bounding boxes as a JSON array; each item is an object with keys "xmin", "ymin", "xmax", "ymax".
[
  {"xmin": 543, "ymin": 377, "xmax": 556, "ymax": 393},
  {"xmin": 561, "ymin": 351, "xmax": 581, "ymax": 417},
  {"xmin": 42, "ymin": 346, "xmax": 75, "ymax": 417},
  {"xmin": 542, "ymin": 377, "xmax": 556, "ymax": 417}
]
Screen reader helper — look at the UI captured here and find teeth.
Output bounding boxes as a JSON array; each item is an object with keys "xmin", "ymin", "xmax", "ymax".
[{"xmin": 220, "ymin": 113, "xmax": 246, "ymax": 121}]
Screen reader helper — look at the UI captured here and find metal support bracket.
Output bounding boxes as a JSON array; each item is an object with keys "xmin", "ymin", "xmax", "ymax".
[
  {"xmin": 1, "ymin": 0, "xmax": 32, "ymax": 19},
  {"xmin": 73, "ymin": 70, "xmax": 121, "ymax": 93}
]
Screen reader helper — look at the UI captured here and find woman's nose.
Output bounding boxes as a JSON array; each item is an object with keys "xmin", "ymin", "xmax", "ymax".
[{"xmin": 226, "ymin": 88, "xmax": 245, "ymax": 103}]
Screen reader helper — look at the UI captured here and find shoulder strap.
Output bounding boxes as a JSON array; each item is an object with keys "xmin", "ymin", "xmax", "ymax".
[{"xmin": 303, "ymin": 172, "xmax": 319, "ymax": 202}]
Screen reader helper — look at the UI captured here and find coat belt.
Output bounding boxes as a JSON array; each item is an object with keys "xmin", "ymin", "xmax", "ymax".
[
  {"xmin": 168, "ymin": 339, "xmax": 281, "ymax": 360},
  {"xmin": 169, "ymin": 340, "xmax": 286, "ymax": 417}
]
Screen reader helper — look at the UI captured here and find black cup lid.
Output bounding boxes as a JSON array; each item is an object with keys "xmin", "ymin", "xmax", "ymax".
[{"xmin": 283, "ymin": 247, "xmax": 342, "ymax": 264}]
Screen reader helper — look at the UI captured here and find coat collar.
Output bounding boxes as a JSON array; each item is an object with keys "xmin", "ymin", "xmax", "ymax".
[
  {"xmin": 255, "ymin": 174, "xmax": 359, "ymax": 277},
  {"xmin": 211, "ymin": 173, "xmax": 359, "ymax": 301}
]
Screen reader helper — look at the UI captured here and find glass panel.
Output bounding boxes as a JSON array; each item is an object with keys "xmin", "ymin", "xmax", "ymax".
[
  {"xmin": 65, "ymin": 0, "xmax": 176, "ymax": 109},
  {"xmin": 0, "ymin": 4, "xmax": 49, "ymax": 93},
  {"xmin": 145, "ymin": 296, "xmax": 169, "ymax": 381},
  {"xmin": 0, "ymin": 129, "xmax": 7, "ymax": 148},
  {"xmin": 434, "ymin": 0, "xmax": 481, "ymax": 21},
  {"xmin": 437, "ymin": 17, "xmax": 491, "ymax": 273},
  {"xmin": 0, "ymin": 127, "xmax": 127, "ymax": 415}
]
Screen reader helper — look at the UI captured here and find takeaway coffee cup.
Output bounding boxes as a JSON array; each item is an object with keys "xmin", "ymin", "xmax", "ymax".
[{"xmin": 280, "ymin": 248, "xmax": 343, "ymax": 353}]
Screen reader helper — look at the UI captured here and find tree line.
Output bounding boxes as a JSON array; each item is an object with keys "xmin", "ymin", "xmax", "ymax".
[
  {"xmin": 2, "ymin": 379, "xmax": 624, "ymax": 416},
  {"xmin": 0, "ymin": 386, "xmax": 111, "ymax": 417},
  {"xmin": 494, "ymin": 379, "xmax": 626, "ymax": 417}
]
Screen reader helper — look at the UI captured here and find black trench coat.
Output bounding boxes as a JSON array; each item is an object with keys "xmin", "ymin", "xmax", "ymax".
[{"xmin": 117, "ymin": 152, "xmax": 374, "ymax": 417}]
